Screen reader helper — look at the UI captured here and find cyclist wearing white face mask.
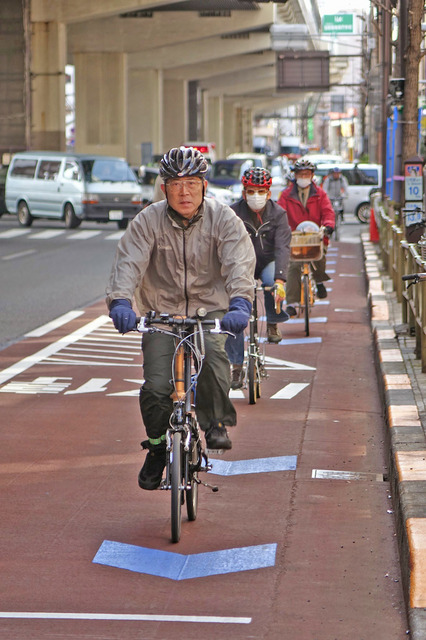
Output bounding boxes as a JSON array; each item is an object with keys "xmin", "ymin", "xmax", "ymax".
[
  {"xmin": 278, "ymin": 159, "xmax": 335, "ymax": 314},
  {"xmin": 226, "ymin": 167, "xmax": 292, "ymax": 389}
]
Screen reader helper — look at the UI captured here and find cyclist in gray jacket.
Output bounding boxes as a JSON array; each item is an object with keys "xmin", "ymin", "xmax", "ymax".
[{"xmin": 106, "ymin": 147, "xmax": 256, "ymax": 490}]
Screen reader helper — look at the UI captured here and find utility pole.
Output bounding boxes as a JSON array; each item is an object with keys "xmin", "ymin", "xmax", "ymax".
[{"xmin": 380, "ymin": 0, "xmax": 392, "ymax": 194}]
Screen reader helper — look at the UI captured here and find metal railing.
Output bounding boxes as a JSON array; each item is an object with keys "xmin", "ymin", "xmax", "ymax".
[{"xmin": 374, "ymin": 195, "xmax": 426, "ymax": 371}]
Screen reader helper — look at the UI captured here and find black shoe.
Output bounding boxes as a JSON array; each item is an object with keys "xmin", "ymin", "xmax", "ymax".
[
  {"xmin": 138, "ymin": 442, "xmax": 166, "ymax": 490},
  {"xmin": 316, "ymin": 283, "xmax": 327, "ymax": 299},
  {"xmin": 231, "ymin": 364, "xmax": 244, "ymax": 390},
  {"xmin": 205, "ymin": 421, "xmax": 232, "ymax": 450},
  {"xmin": 285, "ymin": 305, "xmax": 297, "ymax": 317}
]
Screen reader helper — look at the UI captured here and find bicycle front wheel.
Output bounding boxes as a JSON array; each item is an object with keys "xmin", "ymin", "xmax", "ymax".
[
  {"xmin": 303, "ymin": 273, "xmax": 310, "ymax": 336},
  {"xmin": 186, "ymin": 434, "xmax": 199, "ymax": 521},
  {"xmin": 170, "ymin": 431, "xmax": 183, "ymax": 543},
  {"xmin": 248, "ymin": 353, "xmax": 261, "ymax": 404}
]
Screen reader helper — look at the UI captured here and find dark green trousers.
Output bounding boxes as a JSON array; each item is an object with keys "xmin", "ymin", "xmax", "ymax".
[{"xmin": 139, "ymin": 317, "xmax": 236, "ymax": 440}]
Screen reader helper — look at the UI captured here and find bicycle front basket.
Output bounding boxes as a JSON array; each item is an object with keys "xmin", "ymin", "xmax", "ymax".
[{"xmin": 290, "ymin": 231, "xmax": 323, "ymax": 262}]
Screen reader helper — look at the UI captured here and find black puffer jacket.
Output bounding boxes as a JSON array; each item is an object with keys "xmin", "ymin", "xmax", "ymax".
[{"xmin": 231, "ymin": 198, "xmax": 291, "ymax": 281}]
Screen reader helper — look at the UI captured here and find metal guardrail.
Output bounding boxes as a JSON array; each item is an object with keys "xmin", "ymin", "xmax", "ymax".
[{"xmin": 376, "ymin": 199, "xmax": 426, "ymax": 371}]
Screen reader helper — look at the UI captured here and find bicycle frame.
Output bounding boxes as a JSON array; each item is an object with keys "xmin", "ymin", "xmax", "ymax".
[{"xmin": 136, "ymin": 312, "xmax": 221, "ymax": 542}]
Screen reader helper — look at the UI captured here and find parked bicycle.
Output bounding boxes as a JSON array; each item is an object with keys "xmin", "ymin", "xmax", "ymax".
[
  {"xmin": 402, "ymin": 206, "xmax": 426, "ymax": 243},
  {"xmin": 402, "ymin": 272, "xmax": 426, "ymax": 287},
  {"xmin": 134, "ymin": 309, "xmax": 227, "ymax": 543},
  {"xmin": 289, "ymin": 224, "xmax": 324, "ymax": 337}
]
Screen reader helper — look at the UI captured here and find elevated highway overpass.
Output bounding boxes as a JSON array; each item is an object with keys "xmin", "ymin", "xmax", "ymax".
[{"xmin": 1, "ymin": 0, "xmax": 348, "ymax": 163}]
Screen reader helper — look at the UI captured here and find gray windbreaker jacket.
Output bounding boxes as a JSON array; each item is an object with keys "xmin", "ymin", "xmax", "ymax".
[{"xmin": 106, "ymin": 197, "xmax": 256, "ymax": 316}]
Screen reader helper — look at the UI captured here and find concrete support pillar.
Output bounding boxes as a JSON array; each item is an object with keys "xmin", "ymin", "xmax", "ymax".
[
  {"xmin": 127, "ymin": 68, "xmax": 163, "ymax": 165},
  {"xmin": 207, "ymin": 95, "xmax": 224, "ymax": 158},
  {"xmin": 223, "ymin": 101, "xmax": 236, "ymax": 157},
  {"xmin": 74, "ymin": 52, "xmax": 126, "ymax": 157},
  {"xmin": 31, "ymin": 21, "xmax": 66, "ymax": 150},
  {"xmin": 163, "ymin": 78, "xmax": 188, "ymax": 150}
]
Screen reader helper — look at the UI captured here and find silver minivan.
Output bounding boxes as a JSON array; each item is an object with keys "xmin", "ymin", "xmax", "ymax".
[
  {"xmin": 5, "ymin": 151, "xmax": 143, "ymax": 229},
  {"xmin": 314, "ymin": 162, "xmax": 382, "ymax": 223}
]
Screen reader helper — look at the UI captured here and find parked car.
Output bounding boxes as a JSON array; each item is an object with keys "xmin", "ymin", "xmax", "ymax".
[
  {"xmin": 227, "ymin": 152, "xmax": 268, "ymax": 169},
  {"xmin": 207, "ymin": 158, "xmax": 255, "ymax": 201},
  {"xmin": 5, "ymin": 152, "xmax": 143, "ymax": 229},
  {"xmin": 0, "ymin": 164, "xmax": 8, "ymax": 215},
  {"xmin": 300, "ymin": 153, "xmax": 344, "ymax": 166},
  {"xmin": 314, "ymin": 162, "xmax": 382, "ymax": 223}
]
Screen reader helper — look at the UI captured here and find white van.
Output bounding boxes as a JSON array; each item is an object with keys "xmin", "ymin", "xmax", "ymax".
[
  {"xmin": 314, "ymin": 163, "xmax": 382, "ymax": 222},
  {"xmin": 5, "ymin": 151, "xmax": 144, "ymax": 229}
]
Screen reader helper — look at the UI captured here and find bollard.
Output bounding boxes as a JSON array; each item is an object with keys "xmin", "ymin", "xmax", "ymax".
[{"xmin": 369, "ymin": 207, "xmax": 380, "ymax": 243}]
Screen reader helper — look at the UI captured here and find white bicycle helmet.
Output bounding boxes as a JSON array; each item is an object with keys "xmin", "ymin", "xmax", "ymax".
[{"xmin": 296, "ymin": 221, "xmax": 320, "ymax": 234}]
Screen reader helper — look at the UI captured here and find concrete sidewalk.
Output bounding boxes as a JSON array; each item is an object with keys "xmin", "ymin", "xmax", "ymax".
[{"xmin": 364, "ymin": 234, "xmax": 426, "ymax": 639}]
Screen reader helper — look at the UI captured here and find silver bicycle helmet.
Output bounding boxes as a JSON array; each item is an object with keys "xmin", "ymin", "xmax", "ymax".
[
  {"xmin": 296, "ymin": 221, "xmax": 320, "ymax": 234},
  {"xmin": 292, "ymin": 158, "xmax": 316, "ymax": 173},
  {"xmin": 159, "ymin": 146, "xmax": 209, "ymax": 180}
]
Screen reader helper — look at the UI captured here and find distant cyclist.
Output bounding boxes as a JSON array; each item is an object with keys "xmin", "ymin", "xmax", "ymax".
[
  {"xmin": 278, "ymin": 159, "xmax": 335, "ymax": 315},
  {"xmin": 322, "ymin": 167, "xmax": 349, "ymax": 219},
  {"xmin": 106, "ymin": 146, "xmax": 256, "ymax": 490},
  {"xmin": 225, "ymin": 167, "xmax": 291, "ymax": 389}
]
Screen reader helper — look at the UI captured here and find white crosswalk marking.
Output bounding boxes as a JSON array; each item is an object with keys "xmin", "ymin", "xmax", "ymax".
[
  {"xmin": 106, "ymin": 231, "xmax": 126, "ymax": 240},
  {"xmin": 0, "ymin": 229, "xmax": 31, "ymax": 238},
  {"xmin": 31, "ymin": 230, "xmax": 66, "ymax": 239},
  {"xmin": 67, "ymin": 230, "xmax": 103, "ymax": 240}
]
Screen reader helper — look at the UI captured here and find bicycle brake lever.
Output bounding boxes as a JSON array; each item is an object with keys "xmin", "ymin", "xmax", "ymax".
[
  {"xmin": 210, "ymin": 319, "xmax": 223, "ymax": 334},
  {"xmin": 136, "ymin": 317, "xmax": 149, "ymax": 332}
]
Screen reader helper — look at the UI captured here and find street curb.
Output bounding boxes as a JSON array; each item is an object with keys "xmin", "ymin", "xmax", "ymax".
[{"xmin": 363, "ymin": 235, "xmax": 426, "ymax": 638}]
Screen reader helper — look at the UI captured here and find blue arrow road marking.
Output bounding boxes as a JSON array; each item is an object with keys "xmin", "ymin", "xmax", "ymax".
[
  {"xmin": 93, "ymin": 541, "xmax": 277, "ymax": 580},
  {"xmin": 208, "ymin": 456, "xmax": 297, "ymax": 476}
]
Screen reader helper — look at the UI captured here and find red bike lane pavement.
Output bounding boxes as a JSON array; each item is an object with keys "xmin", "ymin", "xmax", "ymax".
[{"xmin": 0, "ymin": 240, "xmax": 408, "ymax": 639}]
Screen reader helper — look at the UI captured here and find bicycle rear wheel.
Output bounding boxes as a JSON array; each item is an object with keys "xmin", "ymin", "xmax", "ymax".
[
  {"xmin": 170, "ymin": 431, "xmax": 183, "ymax": 543},
  {"xmin": 303, "ymin": 273, "xmax": 310, "ymax": 336},
  {"xmin": 186, "ymin": 435, "xmax": 199, "ymax": 521},
  {"xmin": 334, "ymin": 211, "xmax": 340, "ymax": 240}
]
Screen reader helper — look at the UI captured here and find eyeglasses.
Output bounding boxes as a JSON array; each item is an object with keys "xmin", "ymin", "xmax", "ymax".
[
  {"xmin": 245, "ymin": 188, "xmax": 269, "ymax": 196},
  {"xmin": 166, "ymin": 179, "xmax": 203, "ymax": 192}
]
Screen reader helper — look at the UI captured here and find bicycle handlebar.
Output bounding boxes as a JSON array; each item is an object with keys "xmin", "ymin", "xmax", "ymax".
[
  {"xmin": 133, "ymin": 311, "xmax": 223, "ymax": 334},
  {"xmin": 402, "ymin": 273, "xmax": 426, "ymax": 282}
]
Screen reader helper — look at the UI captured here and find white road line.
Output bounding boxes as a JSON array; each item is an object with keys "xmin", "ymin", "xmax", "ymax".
[
  {"xmin": 25, "ymin": 311, "xmax": 85, "ymax": 337},
  {"xmin": 0, "ymin": 612, "xmax": 252, "ymax": 624},
  {"xmin": 2, "ymin": 249, "xmax": 37, "ymax": 260},
  {"xmin": 0, "ymin": 315, "xmax": 110, "ymax": 386},
  {"xmin": 270, "ymin": 382, "xmax": 309, "ymax": 399}
]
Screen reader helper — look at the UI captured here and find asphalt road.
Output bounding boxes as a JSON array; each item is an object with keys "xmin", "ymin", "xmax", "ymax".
[
  {"xmin": 0, "ymin": 214, "xmax": 121, "ymax": 349},
  {"xmin": 0, "ymin": 210, "xmax": 365, "ymax": 349}
]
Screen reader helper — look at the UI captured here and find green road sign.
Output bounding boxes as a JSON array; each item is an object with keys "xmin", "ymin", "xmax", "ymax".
[{"xmin": 322, "ymin": 14, "xmax": 354, "ymax": 33}]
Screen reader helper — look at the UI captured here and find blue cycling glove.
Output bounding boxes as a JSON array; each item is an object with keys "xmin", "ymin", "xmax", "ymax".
[
  {"xmin": 109, "ymin": 299, "xmax": 137, "ymax": 334},
  {"xmin": 221, "ymin": 297, "xmax": 252, "ymax": 333}
]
